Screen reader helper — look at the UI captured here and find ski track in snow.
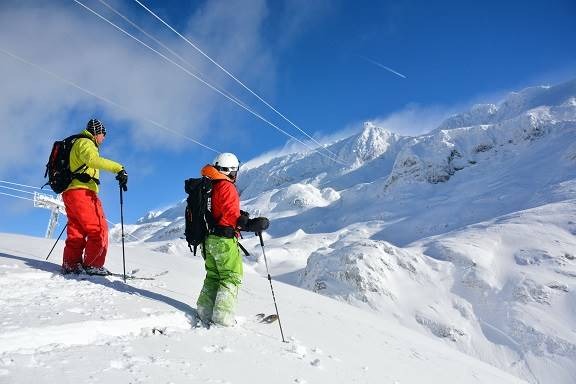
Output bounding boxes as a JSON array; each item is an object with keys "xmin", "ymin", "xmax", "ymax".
[
  {"xmin": 0, "ymin": 251, "xmax": 353, "ymax": 384},
  {"xmin": 0, "ymin": 313, "xmax": 191, "ymax": 354},
  {"xmin": 0, "ymin": 263, "xmax": 191, "ymax": 355},
  {"xmin": 0, "ymin": 238, "xmax": 525, "ymax": 384}
]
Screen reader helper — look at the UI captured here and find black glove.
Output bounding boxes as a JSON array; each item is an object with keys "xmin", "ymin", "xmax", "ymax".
[
  {"xmin": 116, "ymin": 169, "xmax": 128, "ymax": 191},
  {"xmin": 237, "ymin": 210, "xmax": 250, "ymax": 229},
  {"xmin": 244, "ymin": 217, "xmax": 270, "ymax": 233}
]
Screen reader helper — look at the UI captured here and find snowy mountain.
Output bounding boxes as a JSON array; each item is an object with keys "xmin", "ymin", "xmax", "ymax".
[{"xmin": 109, "ymin": 79, "xmax": 576, "ymax": 383}]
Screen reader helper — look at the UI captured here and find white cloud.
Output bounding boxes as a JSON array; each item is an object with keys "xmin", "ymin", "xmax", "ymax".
[
  {"xmin": 241, "ymin": 139, "xmax": 307, "ymax": 169},
  {"xmin": 369, "ymin": 103, "xmax": 459, "ymax": 136},
  {"xmin": 0, "ymin": 0, "xmax": 275, "ymax": 177}
]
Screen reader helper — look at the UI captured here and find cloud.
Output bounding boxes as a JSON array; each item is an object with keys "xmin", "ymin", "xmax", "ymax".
[
  {"xmin": 241, "ymin": 139, "xmax": 307, "ymax": 169},
  {"xmin": 369, "ymin": 103, "xmax": 460, "ymax": 136},
  {"xmin": 272, "ymin": 0, "xmax": 334, "ymax": 49},
  {"xmin": 0, "ymin": 0, "xmax": 275, "ymax": 177},
  {"xmin": 358, "ymin": 55, "xmax": 407, "ymax": 79}
]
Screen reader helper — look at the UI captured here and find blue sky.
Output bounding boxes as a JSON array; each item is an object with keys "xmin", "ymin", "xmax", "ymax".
[{"xmin": 0, "ymin": 0, "xmax": 575, "ymax": 238}]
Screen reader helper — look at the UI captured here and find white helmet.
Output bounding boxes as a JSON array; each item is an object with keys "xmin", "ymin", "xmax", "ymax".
[{"xmin": 213, "ymin": 152, "xmax": 240, "ymax": 177}]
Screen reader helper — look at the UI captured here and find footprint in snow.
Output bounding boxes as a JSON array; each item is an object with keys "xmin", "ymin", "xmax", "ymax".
[
  {"xmin": 203, "ymin": 344, "xmax": 232, "ymax": 353},
  {"xmin": 310, "ymin": 358, "xmax": 322, "ymax": 368},
  {"xmin": 286, "ymin": 337, "xmax": 308, "ymax": 359},
  {"xmin": 0, "ymin": 358, "xmax": 14, "ymax": 366}
]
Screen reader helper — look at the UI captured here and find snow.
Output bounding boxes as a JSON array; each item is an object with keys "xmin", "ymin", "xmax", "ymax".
[
  {"xmin": 105, "ymin": 79, "xmax": 576, "ymax": 383},
  {"xmin": 0, "ymin": 233, "xmax": 524, "ymax": 384},
  {"xmin": 3, "ymin": 79, "xmax": 576, "ymax": 383}
]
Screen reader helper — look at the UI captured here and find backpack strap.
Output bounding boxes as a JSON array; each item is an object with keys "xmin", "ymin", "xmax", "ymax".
[{"xmin": 69, "ymin": 135, "xmax": 100, "ymax": 185}]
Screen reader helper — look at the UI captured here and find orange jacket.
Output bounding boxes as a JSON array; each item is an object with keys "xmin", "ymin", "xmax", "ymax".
[{"xmin": 201, "ymin": 165, "xmax": 240, "ymax": 229}]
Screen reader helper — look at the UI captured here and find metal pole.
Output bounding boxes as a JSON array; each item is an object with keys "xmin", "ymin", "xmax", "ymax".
[
  {"xmin": 120, "ymin": 186, "xmax": 126, "ymax": 282},
  {"xmin": 258, "ymin": 232, "xmax": 286, "ymax": 343},
  {"xmin": 46, "ymin": 223, "xmax": 67, "ymax": 260}
]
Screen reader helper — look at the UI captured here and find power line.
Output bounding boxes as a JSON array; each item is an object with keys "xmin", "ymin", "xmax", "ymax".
[
  {"xmin": 0, "ymin": 184, "xmax": 37, "ymax": 196},
  {"xmin": 96, "ymin": 0, "xmax": 251, "ymax": 113},
  {"xmin": 0, "ymin": 191, "xmax": 35, "ymax": 202},
  {"xmin": 0, "ymin": 179, "xmax": 42, "ymax": 190},
  {"xmin": 131, "ymin": 0, "xmax": 344, "ymax": 163},
  {"xmin": 0, "ymin": 49, "xmax": 325, "ymax": 218},
  {"xmin": 0, "ymin": 179, "xmax": 141, "ymax": 242},
  {"xmin": 72, "ymin": 0, "xmax": 345, "ymax": 165},
  {"xmin": 0, "ymin": 46, "xmax": 220, "ymax": 154},
  {"xmin": 73, "ymin": 0, "xmax": 314, "ymax": 158}
]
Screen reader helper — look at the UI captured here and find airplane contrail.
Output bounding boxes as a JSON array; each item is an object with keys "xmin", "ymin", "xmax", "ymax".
[{"xmin": 359, "ymin": 55, "xmax": 407, "ymax": 79}]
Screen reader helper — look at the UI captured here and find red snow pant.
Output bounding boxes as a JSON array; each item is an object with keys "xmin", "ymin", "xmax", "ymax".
[{"xmin": 62, "ymin": 189, "xmax": 109, "ymax": 269}]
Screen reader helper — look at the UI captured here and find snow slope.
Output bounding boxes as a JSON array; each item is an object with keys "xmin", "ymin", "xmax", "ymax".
[
  {"xmin": 0, "ymin": 233, "xmax": 525, "ymax": 384},
  {"xmin": 110, "ymin": 78, "xmax": 576, "ymax": 383}
]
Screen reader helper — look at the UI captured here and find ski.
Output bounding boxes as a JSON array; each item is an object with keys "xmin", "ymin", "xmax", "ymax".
[
  {"xmin": 67, "ymin": 270, "xmax": 168, "ymax": 281},
  {"xmin": 71, "ymin": 272, "xmax": 155, "ymax": 281},
  {"xmin": 106, "ymin": 272, "xmax": 156, "ymax": 280},
  {"xmin": 255, "ymin": 313, "xmax": 279, "ymax": 324},
  {"xmin": 107, "ymin": 269, "xmax": 169, "ymax": 280}
]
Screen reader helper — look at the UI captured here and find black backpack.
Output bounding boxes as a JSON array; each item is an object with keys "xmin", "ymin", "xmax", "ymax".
[
  {"xmin": 184, "ymin": 177, "xmax": 216, "ymax": 255},
  {"xmin": 43, "ymin": 134, "xmax": 90, "ymax": 194}
]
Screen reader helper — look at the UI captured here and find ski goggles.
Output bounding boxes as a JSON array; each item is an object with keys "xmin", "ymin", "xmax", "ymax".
[{"xmin": 216, "ymin": 164, "xmax": 240, "ymax": 179}]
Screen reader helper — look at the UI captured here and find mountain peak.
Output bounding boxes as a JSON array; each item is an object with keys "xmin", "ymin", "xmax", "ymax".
[
  {"xmin": 438, "ymin": 78, "xmax": 576, "ymax": 131},
  {"xmin": 345, "ymin": 121, "xmax": 398, "ymax": 165}
]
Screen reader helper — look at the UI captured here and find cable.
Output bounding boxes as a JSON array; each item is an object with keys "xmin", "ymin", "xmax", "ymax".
[
  {"xmin": 0, "ymin": 46, "xmax": 220, "ymax": 154},
  {"xmin": 0, "ymin": 180, "xmax": 141, "ymax": 241},
  {"xmin": 74, "ymin": 0, "xmax": 340, "ymax": 164},
  {"xmin": 0, "ymin": 191, "xmax": 35, "ymax": 202},
  {"xmin": 0, "ymin": 179, "xmax": 42, "ymax": 190},
  {"xmin": 73, "ymin": 0, "xmax": 346, "ymax": 165},
  {"xmin": 0, "ymin": 184, "xmax": 37, "ymax": 195},
  {"xmin": 132, "ymin": 0, "xmax": 345, "ymax": 163},
  {"xmin": 96, "ymin": 0, "xmax": 251, "ymax": 112}
]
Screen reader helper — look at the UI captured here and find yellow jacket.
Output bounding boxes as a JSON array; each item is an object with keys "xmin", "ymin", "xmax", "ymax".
[{"xmin": 66, "ymin": 130, "xmax": 124, "ymax": 193}]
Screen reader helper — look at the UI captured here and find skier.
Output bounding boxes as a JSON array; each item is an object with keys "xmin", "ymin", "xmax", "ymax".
[
  {"xmin": 61, "ymin": 118, "xmax": 128, "ymax": 275},
  {"xmin": 196, "ymin": 153, "xmax": 267, "ymax": 327}
]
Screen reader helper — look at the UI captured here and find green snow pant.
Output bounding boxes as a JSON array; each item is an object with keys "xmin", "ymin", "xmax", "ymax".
[{"xmin": 196, "ymin": 234, "xmax": 243, "ymax": 326}]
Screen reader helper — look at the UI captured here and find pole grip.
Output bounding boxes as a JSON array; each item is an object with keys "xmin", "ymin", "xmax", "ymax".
[{"xmin": 258, "ymin": 231, "xmax": 264, "ymax": 246}]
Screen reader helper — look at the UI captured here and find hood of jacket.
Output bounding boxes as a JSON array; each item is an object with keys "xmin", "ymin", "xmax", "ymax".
[{"xmin": 201, "ymin": 164, "xmax": 234, "ymax": 182}]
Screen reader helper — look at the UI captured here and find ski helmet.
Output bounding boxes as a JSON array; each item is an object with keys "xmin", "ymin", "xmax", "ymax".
[
  {"xmin": 86, "ymin": 119, "xmax": 106, "ymax": 136},
  {"xmin": 213, "ymin": 152, "xmax": 240, "ymax": 178}
]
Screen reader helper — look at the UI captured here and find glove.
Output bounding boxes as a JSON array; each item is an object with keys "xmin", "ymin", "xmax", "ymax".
[
  {"xmin": 244, "ymin": 217, "xmax": 270, "ymax": 233},
  {"xmin": 116, "ymin": 169, "xmax": 128, "ymax": 192},
  {"xmin": 236, "ymin": 210, "xmax": 250, "ymax": 229}
]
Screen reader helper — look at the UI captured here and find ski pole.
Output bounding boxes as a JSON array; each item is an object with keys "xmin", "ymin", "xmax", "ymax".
[
  {"xmin": 258, "ymin": 232, "xmax": 286, "ymax": 343},
  {"xmin": 119, "ymin": 185, "xmax": 126, "ymax": 282},
  {"xmin": 46, "ymin": 223, "xmax": 67, "ymax": 261}
]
